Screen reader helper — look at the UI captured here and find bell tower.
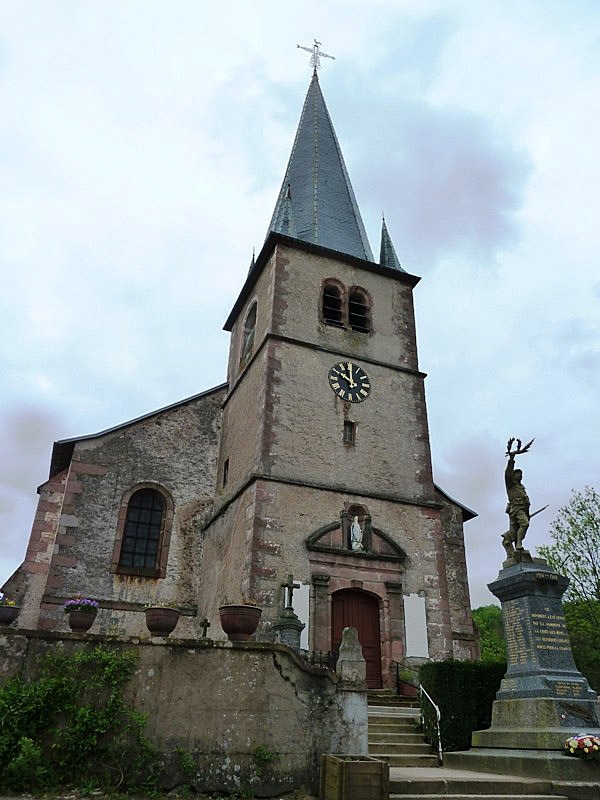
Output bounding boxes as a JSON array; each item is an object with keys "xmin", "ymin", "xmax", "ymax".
[{"xmin": 201, "ymin": 72, "xmax": 476, "ymax": 685}]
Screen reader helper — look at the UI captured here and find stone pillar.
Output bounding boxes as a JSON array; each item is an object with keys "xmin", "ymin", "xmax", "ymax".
[
  {"xmin": 333, "ymin": 626, "xmax": 368, "ymax": 755},
  {"xmin": 273, "ymin": 608, "xmax": 305, "ymax": 651},
  {"xmin": 311, "ymin": 573, "xmax": 330, "ymax": 651},
  {"xmin": 473, "ymin": 557, "xmax": 600, "ymax": 750}
]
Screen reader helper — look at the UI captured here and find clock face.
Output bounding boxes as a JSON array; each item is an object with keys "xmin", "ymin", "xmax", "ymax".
[{"xmin": 328, "ymin": 361, "xmax": 371, "ymax": 403}]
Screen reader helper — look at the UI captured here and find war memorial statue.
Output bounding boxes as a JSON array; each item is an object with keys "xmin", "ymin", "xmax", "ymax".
[
  {"xmin": 501, "ymin": 437, "xmax": 548, "ymax": 562},
  {"xmin": 447, "ymin": 436, "xmax": 600, "ymax": 784}
]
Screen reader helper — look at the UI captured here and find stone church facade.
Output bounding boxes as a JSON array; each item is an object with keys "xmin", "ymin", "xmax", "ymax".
[{"xmin": 3, "ymin": 72, "xmax": 477, "ymax": 688}]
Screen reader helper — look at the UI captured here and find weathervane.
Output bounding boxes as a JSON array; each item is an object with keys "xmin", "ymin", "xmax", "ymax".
[{"xmin": 297, "ymin": 39, "xmax": 335, "ymax": 70}]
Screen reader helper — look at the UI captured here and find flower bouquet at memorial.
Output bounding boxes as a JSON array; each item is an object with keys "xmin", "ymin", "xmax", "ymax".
[
  {"xmin": 63, "ymin": 596, "xmax": 99, "ymax": 632},
  {"xmin": 564, "ymin": 733, "xmax": 600, "ymax": 760}
]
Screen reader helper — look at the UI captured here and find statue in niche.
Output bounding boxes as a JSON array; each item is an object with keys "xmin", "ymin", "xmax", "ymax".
[{"xmin": 350, "ymin": 516, "xmax": 363, "ymax": 551}]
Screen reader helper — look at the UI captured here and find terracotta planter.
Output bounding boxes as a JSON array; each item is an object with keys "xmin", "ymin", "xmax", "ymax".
[
  {"xmin": 0, "ymin": 606, "xmax": 20, "ymax": 626},
  {"xmin": 219, "ymin": 604, "xmax": 262, "ymax": 641},
  {"xmin": 67, "ymin": 609, "xmax": 97, "ymax": 633},
  {"xmin": 144, "ymin": 606, "xmax": 180, "ymax": 636},
  {"xmin": 320, "ymin": 754, "xmax": 389, "ymax": 800}
]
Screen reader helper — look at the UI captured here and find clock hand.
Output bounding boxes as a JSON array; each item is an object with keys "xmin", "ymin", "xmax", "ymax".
[{"xmin": 346, "ymin": 363, "xmax": 357, "ymax": 388}]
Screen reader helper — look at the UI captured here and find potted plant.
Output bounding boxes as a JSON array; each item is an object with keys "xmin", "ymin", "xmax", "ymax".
[
  {"xmin": 144, "ymin": 604, "xmax": 181, "ymax": 636},
  {"xmin": 320, "ymin": 754, "xmax": 389, "ymax": 800},
  {"xmin": 219, "ymin": 603, "xmax": 262, "ymax": 641},
  {"xmin": 63, "ymin": 596, "xmax": 99, "ymax": 632},
  {"xmin": 0, "ymin": 594, "xmax": 20, "ymax": 626}
]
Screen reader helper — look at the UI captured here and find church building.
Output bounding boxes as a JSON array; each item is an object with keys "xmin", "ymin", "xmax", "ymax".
[{"xmin": 3, "ymin": 71, "xmax": 478, "ymax": 688}]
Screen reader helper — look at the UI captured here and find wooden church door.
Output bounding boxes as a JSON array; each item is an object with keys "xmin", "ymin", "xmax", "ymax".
[{"xmin": 331, "ymin": 589, "xmax": 382, "ymax": 688}]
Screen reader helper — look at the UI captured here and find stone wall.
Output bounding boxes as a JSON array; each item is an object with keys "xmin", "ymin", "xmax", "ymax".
[
  {"xmin": 0, "ymin": 628, "xmax": 367, "ymax": 797},
  {"xmin": 4, "ymin": 386, "xmax": 226, "ymax": 638}
]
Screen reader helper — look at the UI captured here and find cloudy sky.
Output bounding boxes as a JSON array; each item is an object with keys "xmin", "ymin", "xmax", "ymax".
[{"xmin": 1, "ymin": 1, "xmax": 599, "ymax": 608}]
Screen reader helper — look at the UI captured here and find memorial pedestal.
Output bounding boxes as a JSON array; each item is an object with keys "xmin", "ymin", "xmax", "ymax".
[
  {"xmin": 473, "ymin": 557, "xmax": 600, "ymax": 750},
  {"xmin": 446, "ymin": 556, "xmax": 600, "ymax": 793}
]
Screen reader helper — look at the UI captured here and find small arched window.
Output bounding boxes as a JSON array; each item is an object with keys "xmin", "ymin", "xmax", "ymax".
[
  {"xmin": 322, "ymin": 283, "xmax": 344, "ymax": 327},
  {"xmin": 119, "ymin": 489, "xmax": 165, "ymax": 570},
  {"xmin": 240, "ymin": 302, "xmax": 257, "ymax": 365},
  {"xmin": 348, "ymin": 288, "xmax": 371, "ymax": 333}
]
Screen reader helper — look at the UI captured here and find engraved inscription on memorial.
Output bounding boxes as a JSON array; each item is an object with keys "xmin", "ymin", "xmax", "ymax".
[
  {"xmin": 531, "ymin": 607, "xmax": 571, "ymax": 653},
  {"xmin": 503, "ymin": 600, "xmax": 533, "ymax": 666},
  {"xmin": 555, "ymin": 681, "xmax": 584, "ymax": 697}
]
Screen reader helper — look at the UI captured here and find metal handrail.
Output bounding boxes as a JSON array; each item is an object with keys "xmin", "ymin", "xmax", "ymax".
[
  {"xmin": 391, "ymin": 659, "xmax": 419, "ymax": 694},
  {"xmin": 419, "ymin": 683, "xmax": 443, "ymax": 765}
]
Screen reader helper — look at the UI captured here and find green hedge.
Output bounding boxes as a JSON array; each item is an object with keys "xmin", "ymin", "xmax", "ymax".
[{"xmin": 419, "ymin": 660, "xmax": 506, "ymax": 752}]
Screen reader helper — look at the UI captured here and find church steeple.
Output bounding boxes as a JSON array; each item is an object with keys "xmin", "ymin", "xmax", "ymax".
[{"xmin": 268, "ymin": 72, "xmax": 374, "ymax": 262}]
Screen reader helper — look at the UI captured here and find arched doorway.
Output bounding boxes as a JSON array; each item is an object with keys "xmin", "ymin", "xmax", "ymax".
[{"xmin": 331, "ymin": 589, "xmax": 382, "ymax": 688}]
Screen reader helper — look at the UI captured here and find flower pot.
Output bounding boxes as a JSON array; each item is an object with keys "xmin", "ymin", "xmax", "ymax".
[
  {"xmin": 0, "ymin": 606, "xmax": 20, "ymax": 626},
  {"xmin": 144, "ymin": 606, "xmax": 180, "ymax": 636},
  {"xmin": 219, "ymin": 604, "xmax": 262, "ymax": 641},
  {"xmin": 320, "ymin": 754, "xmax": 389, "ymax": 800},
  {"xmin": 67, "ymin": 609, "xmax": 97, "ymax": 633}
]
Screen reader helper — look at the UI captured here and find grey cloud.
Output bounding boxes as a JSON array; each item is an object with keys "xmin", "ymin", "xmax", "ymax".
[
  {"xmin": 352, "ymin": 101, "xmax": 531, "ymax": 268},
  {"xmin": 0, "ymin": 405, "xmax": 61, "ymax": 494}
]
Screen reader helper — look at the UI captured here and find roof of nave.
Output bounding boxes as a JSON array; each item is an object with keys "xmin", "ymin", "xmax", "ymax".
[{"xmin": 47, "ymin": 382, "xmax": 228, "ymax": 479}]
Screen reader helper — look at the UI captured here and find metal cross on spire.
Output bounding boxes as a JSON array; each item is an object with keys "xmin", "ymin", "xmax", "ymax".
[{"xmin": 297, "ymin": 39, "xmax": 335, "ymax": 71}]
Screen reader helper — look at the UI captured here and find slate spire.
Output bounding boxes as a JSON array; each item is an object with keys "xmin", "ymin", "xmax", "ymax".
[
  {"xmin": 379, "ymin": 215, "xmax": 405, "ymax": 272},
  {"xmin": 268, "ymin": 72, "xmax": 374, "ymax": 262}
]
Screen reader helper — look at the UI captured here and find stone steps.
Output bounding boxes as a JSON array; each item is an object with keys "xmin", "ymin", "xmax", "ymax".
[
  {"xmin": 367, "ymin": 696, "xmax": 570, "ymax": 798},
  {"xmin": 388, "ymin": 767, "xmax": 568, "ymax": 799},
  {"xmin": 370, "ymin": 731, "xmax": 425, "ymax": 744},
  {"xmin": 391, "ymin": 795, "xmax": 568, "ymax": 799},
  {"xmin": 368, "ymin": 697, "xmax": 438, "ymax": 769}
]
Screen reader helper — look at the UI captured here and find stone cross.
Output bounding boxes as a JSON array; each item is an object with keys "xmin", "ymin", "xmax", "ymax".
[
  {"xmin": 200, "ymin": 618, "xmax": 211, "ymax": 638},
  {"xmin": 281, "ymin": 574, "xmax": 301, "ymax": 610}
]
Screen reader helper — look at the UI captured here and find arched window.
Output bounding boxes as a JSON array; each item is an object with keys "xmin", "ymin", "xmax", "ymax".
[
  {"xmin": 348, "ymin": 288, "xmax": 371, "ymax": 333},
  {"xmin": 322, "ymin": 283, "xmax": 344, "ymax": 327},
  {"xmin": 112, "ymin": 485, "xmax": 173, "ymax": 577},
  {"xmin": 119, "ymin": 489, "xmax": 164, "ymax": 569},
  {"xmin": 240, "ymin": 301, "xmax": 257, "ymax": 365}
]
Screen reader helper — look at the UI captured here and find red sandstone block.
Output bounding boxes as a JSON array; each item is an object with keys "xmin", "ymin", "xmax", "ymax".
[
  {"xmin": 25, "ymin": 562, "xmax": 49, "ymax": 574},
  {"xmin": 52, "ymin": 555, "xmax": 77, "ymax": 567},
  {"xmin": 32, "ymin": 520, "xmax": 58, "ymax": 535},
  {"xmin": 36, "ymin": 499, "xmax": 61, "ymax": 513},
  {"xmin": 26, "ymin": 542, "xmax": 50, "ymax": 555},
  {"xmin": 45, "ymin": 574, "xmax": 65, "ymax": 589},
  {"xmin": 71, "ymin": 462, "xmax": 109, "ymax": 476},
  {"xmin": 56, "ymin": 534, "xmax": 76, "ymax": 546}
]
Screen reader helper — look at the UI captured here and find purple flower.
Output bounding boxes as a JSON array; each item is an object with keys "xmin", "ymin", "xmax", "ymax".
[{"xmin": 63, "ymin": 597, "xmax": 100, "ymax": 613}]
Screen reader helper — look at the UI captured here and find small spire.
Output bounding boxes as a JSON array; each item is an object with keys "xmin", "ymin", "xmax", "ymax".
[
  {"xmin": 379, "ymin": 216, "xmax": 405, "ymax": 272},
  {"xmin": 247, "ymin": 247, "xmax": 256, "ymax": 275}
]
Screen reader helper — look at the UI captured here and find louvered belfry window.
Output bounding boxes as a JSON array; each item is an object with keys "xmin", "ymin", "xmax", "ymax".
[
  {"xmin": 349, "ymin": 289, "xmax": 370, "ymax": 332},
  {"xmin": 322, "ymin": 284, "xmax": 343, "ymax": 326},
  {"xmin": 119, "ymin": 489, "xmax": 164, "ymax": 569}
]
